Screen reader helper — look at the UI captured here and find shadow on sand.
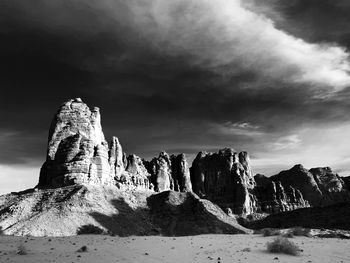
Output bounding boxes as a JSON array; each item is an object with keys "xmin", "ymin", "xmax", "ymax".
[{"xmin": 84, "ymin": 191, "xmax": 248, "ymax": 237}]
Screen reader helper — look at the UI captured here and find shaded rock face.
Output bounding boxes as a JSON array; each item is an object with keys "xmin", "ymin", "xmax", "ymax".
[
  {"xmin": 254, "ymin": 174, "xmax": 309, "ymax": 214},
  {"xmin": 38, "ymin": 98, "xmax": 113, "ymax": 188},
  {"xmin": 190, "ymin": 148, "xmax": 256, "ymax": 214},
  {"xmin": 145, "ymin": 152, "xmax": 192, "ymax": 192},
  {"xmin": 343, "ymin": 176, "xmax": 350, "ymax": 191},
  {"xmin": 248, "ymin": 202, "xmax": 350, "ymax": 231},
  {"xmin": 147, "ymin": 190, "xmax": 249, "ymax": 236},
  {"xmin": 309, "ymin": 167, "xmax": 350, "ymax": 205},
  {"xmin": 272, "ymin": 165, "xmax": 350, "ymax": 207}
]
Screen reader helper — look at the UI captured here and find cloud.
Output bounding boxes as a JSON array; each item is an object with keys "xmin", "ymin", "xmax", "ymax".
[
  {"xmin": 1, "ymin": 0, "xmax": 350, "ymax": 187},
  {"xmin": 3, "ymin": 0, "xmax": 350, "ymax": 91},
  {"xmin": 87, "ymin": 0, "xmax": 350, "ymax": 91},
  {"xmin": 272, "ymin": 134, "xmax": 302, "ymax": 150}
]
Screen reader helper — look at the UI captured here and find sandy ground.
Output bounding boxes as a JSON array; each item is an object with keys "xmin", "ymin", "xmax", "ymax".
[{"xmin": 0, "ymin": 234, "xmax": 349, "ymax": 263}]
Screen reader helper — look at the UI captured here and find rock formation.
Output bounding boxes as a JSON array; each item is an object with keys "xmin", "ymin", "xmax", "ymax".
[
  {"xmin": 38, "ymin": 98, "xmax": 114, "ymax": 188},
  {"xmin": 254, "ymin": 174, "xmax": 309, "ymax": 213},
  {"xmin": 190, "ymin": 148, "xmax": 256, "ymax": 214},
  {"xmin": 116, "ymin": 154, "xmax": 151, "ymax": 190},
  {"xmin": 145, "ymin": 152, "xmax": 192, "ymax": 192},
  {"xmin": 271, "ymin": 165, "xmax": 350, "ymax": 207},
  {"xmin": 36, "ymin": 98, "xmax": 350, "ymax": 218},
  {"xmin": 147, "ymin": 190, "xmax": 250, "ymax": 235},
  {"xmin": 38, "ymin": 98, "xmax": 151, "ymax": 190},
  {"xmin": 108, "ymin": 136, "xmax": 125, "ymax": 179}
]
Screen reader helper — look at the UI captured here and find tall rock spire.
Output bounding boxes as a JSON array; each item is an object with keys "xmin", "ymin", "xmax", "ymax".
[
  {"xmin": 108, "ymin": 136, "xmax": 125, "ymax": 178},
  {"xmin": 38, "ymin": 98, "xmax": 113, "ymax": 188}
]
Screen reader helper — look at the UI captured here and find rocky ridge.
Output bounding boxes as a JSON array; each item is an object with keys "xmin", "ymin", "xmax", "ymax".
[
  {"xmin": 1, "ymin": 98, "xmax": 350, "ymax": 236},
  {"xmin": 37, "ymin": 99, "xmax": 350, "ymax": 216}
]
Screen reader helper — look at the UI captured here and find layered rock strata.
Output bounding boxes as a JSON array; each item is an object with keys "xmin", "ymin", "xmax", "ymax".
[
  {"xmin": 38, "ymin": 98, "xmax": 151, "ymax": 190},
  {"xmin": 38, "ymin": 98, "xmax": 113, "ymax": 187}
]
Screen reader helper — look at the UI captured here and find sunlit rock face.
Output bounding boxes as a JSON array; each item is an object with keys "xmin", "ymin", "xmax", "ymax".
[
  {"xmin": 38, "ymin": 98, "xmax": 151, "ymax": 190},
  {"xmin": 114, "ymin": 154, "xmax": 151, "ymax": 190},
  {"xmin": 108, "ymin": 136, "xmax": 125, "ymax": 179},
  {"xmin": 145, "ymin": 152, "xmax": 192, "ymax": 192},
  {"xmin": 38, "ymin": 98, "xmax": 113, "ymax": 188},
  {"xmin": 190, "ymin": 148, "xmax": 257, "ymax": 215}
]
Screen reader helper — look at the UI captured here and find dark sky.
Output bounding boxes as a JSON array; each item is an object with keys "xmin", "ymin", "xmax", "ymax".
[{"xmin": 1, "ymin": 0, "xmax": 350, "ymax": 193}]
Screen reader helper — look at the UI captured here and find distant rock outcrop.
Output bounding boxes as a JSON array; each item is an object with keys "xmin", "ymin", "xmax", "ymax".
[
  {"xmin": 190, "ymin": 148, "xmax": 256, "ymax": 214},
  {"xmin": 145, "ymin": 152, "xmax": 192, "ymax": 192},
  {"xmin": 272, "ymin": 165, "xmax": 350, "ymax": 207},
  {"xmin": 116, "ymin": 154, "xmax": 151, "ymax": 190},
  {"xmin": 254, "ymin": 174, "xmax": 309, "ymax": 213}
]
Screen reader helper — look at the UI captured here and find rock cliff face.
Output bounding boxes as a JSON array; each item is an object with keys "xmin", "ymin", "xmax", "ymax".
[
  {"xmin": 190, "ymin": 148, "xmax": 256, "ymax": 214},
  {"xmin": 38, "ymin": 98, "xmax": 113, "ymax": 188},
  {"xmin": 38, "ymin": 98, "xmax": 151, "ymax": 190},
  {"xmin": 37, "ymin": 98, "xmax": 350, "ymax": 217},
  {"xmin": 254, "ymin": 174, "xmax": 309, "ymax": 213},
  {"xmin": 145, "ymin": 152, "xmax": 192, "ymax": 192},
  {"xmin": 272, "ymin": 165, "xmax": 350, "ymax": 207},
  {"xmin": 116, "ymin": 154, "xmax": 151, "ymax": 190}
]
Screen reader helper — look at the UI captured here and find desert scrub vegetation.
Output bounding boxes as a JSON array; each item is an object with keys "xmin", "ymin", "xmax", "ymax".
[
  {"xmin": 266, "ymin": 236, "xmax": 300, "ymax": 256},
  {"xmin": 291, "ymin": 227, "xmax": 311, "ymax": 237},
  {"xmin": 77, "ymin": 224, "xmax": 105, "ymax": 235},
  {"xmin": 17, "ymin": 243, "xmax": 27, "ymax": 255}
]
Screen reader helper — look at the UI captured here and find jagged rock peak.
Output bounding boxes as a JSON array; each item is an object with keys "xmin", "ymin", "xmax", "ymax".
[
  {"xmin": 272, "ymin": 164, "xmax": 350, "ymax": 207},
  {"xmin": 190, "ymin": 148, "xmax": 256, "ymax": 214},
  {"xmin": 109, "ymin": 136, "xmax": 124, "ymax": 178},
  {"xmin": 38, "ymin": 98, "xmax": 113, "ymax": 188},
  {"xmin": 125, "ymin": 154, "xmax": 150, "ymax": 178},
  {"xmin": 145, "ymin": 152, "xmax": 192, "ymax": 193}
]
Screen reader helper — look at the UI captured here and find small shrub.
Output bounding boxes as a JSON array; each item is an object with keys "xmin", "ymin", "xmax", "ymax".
[
  {"xmin": 261, "ymin": 228, "xmax": 281, "ymax": 237},
  {"xmin": 291, "ymin": 227, "xmax": 311, "ymax": 237},
  {"xmin": 17, "ymin": 244, "xmax": 27, "ymax": 255},
  {"xmin": 77, "ymin": 245, "xmax": 88, "ymax": 253},
  {"xmin": 77, "ymin": 224, "xmax": 105, "ymax": 235},
  {"xmin": 242, "ymin": 247, "xmax": 251, "ymax": 252},
  {"xmin": 266, "ymin": 236, "xmax": 300, "ymax": 256}
]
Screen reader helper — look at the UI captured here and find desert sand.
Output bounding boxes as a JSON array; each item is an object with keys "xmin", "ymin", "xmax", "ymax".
[{"xmin": 0, "ymin": 234, "xmax": 349, "ymax": 263}]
